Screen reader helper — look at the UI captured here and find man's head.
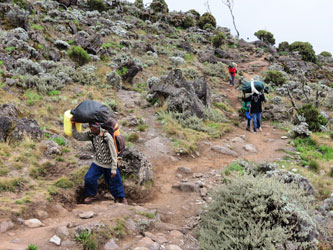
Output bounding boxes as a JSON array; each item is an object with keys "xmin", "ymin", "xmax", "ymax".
[{"xmin": 89, "ymin": 123, "xmax": 101, "ymax": 135}]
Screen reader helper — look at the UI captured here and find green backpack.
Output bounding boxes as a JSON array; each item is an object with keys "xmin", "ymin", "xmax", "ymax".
[{"xmin": 242, "ymin": 101, "xmax": 251, "ymax": 112}]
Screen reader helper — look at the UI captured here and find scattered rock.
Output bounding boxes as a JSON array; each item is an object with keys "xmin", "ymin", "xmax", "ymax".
[
  {"xmin": 56, "ymin": 226, "xmax": 70, "ymax": 238},
  {"xmin": 137, "ymin": 237, "xmax": 159, "ymax": 250},
  {"xmin": 106, "ymin": 71, "xmax": 122, "ymax": 90},
  {"xmin": 79, "ymin": 211, "xmax": 95, "ymax": 219},
  {"xmin": 24, "ymin": 219, "xmax": 42, "ymax": 228},
  {"xmin": 49, "ymin": 235, "xmax": 61, "ymax": 246},
  {"xmin": 243, "ymin": 144, "xmax": 257, "ymax": 153},
  {"xmin": 173, "ymin": 182, "xmax": 199, "ymax": 192},
  {"xmin": 0, "ymin": 220, "xmax": 14, "ymax": 233},
  {"xmin": 104, "ymin": 239, "xmax": 119, "ymax": 250},
  {"xmin": 200, "ymin": 187, "xmax": 208, "ymax": 197},
  {"xmin": 211, "ymin": 145, "xmax": 238, "ymax": 157},
  {"xmin": 281, "ymin": 136, "xmax": 288, "ymax": 139},
  {"xmin": 36, "ymin": 210, "xmax": 49, "ymax": 219},
  {"xmin": 166, "ymin": 244, "xmax": 183, "ymax": 250},
  {"xmin": 231, "ymin": 137, "xmax": 244, "ymax": 143},
  {"xmin": 177, "ymin": 167, "xmax": 192, "ymax": 175}
]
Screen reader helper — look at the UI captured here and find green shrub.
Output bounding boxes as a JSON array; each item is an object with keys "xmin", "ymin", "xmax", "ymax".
[
  {"xmin": 264, "ymin": 70, "xmax": 286, "ymax": 85},
  {"xmin": 0, "ymin": 177, "xmax": 25, "ymax": 192},
  {"xmin": 51, "ymin": 137, "xmax": 66, "ymax": 146},
  {"xmin": 289, "ymin": 41, "xmax": 316, "ymax": 63},
  {"xmin": 12, "ymin": 0, "xmax": 27, "ymax": 9},
  {"xmin": 31, "ymin": 24, "xmax": 44, "ymax": 31},
  {"xmin": 298, "ymin": 103, "xmax": 327, "ymax": 131},
  {"xmin": 308, "ymin": 159, "xmax": 320, "ymax": 173},
  {"xmin": 134, "ymin": 0, "xmax": 144, "ymax": 8},
  {"xmin": 149, "ymin": 0, "xmax": 168, "ymax": 13},
  {"xmin": 27, "ymin": 244, "xmax": 38, "ymax": 250},
  {"xmin": 25, "ymin": 91, "xmax": 43, "ymax": 106},
  {"xmin": 68, "ymin": 46, "xmax": 91, "ymax": 66},
  {"xmin": 187, "ymin": 9, "xmax": 200, "ymax": 20},
  {"xmin": 254, "ymin": 30, "xmax": 275, "ymax": 45},
  {"xmin": 211, "ymin": 32, "xmax": 226, "ymax": 48},
  {"xmin": 183, "ymin": 15, "xmax": 195, "ymax": 28},
  {"xmin": 223, "ymin": 162, "xmax": 244, "ymax": 176},
  {"xmin": 127, "ymin": 133, "xmax": 139, "ymax": 142},
  {"xmin": 198, "ymin": 12, "xmax": 216, "ymax": 29},
  {"xmin": 87, "ymin": 0, "xmax": 106, "ymax": 12},
  {"xmin": 198, "ymin": 174, "xmax": 318, "ymax": 250},
  {"xmin": 54, "ymin": 176, "xmax": 74, "ymax": 189},
  {"xmin": 319, "ymin": 51, "xmax": 332, "ymax": 57},
  {"xmin": 75, "ymin": 229, "xmax": 98, "ymax": 250},
  {"xmin": 278, "ymin": 41, "xmax": 289, "ymax": 52}
]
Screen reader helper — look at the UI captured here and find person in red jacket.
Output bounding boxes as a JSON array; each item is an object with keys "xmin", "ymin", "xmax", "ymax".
[{"xmin": 228, "ymin": 62, "xmax": 237, "ymax": 86}]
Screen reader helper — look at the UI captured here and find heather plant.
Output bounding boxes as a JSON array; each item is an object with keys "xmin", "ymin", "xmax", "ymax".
[
  {"xmin": 134, "ymin": 0, "xmax": 144, "ymax": 9},
  {"xmin": 183, "ymin": 15, "xmax": 195, "ymax": 28},
  {"xmin": 289, "ymin": 41, "xmax": 316, "ymax": 63},
  {"xmin": 68, "ymin": 46, "xmax": 91, "ymax": 66},
  {"xmin": 264, "ymin": 70, "xmax": 287, "ymax": 85},
  {"xmin": 211, "ymin": 32, "xmax": 226, "ymax": 48},
  {"xmin": 87, "ymin": 0, "xmax": 106, "ymax": 12},
  {"xmin": 149, "ymin": 0, "xmax": 168, "ymax": 13},
  {"xmin": 254, "ymin": 30, "xmax": 275, "ymax": 45},
  {"xmin": 198, "ymin": 174, "xmax": 318, "ymax": 250},
  {"xmin": 319, "ymin": 51, "xmax": 332, "ymax": 57},
  {"xmin": 198, "ymin": 12, "xmax": 216, "ymax": 29},
  {"xmin": 278, "ymin": 41, "xmax": 289, "ymax": 52},
  {"xmin": 298, "ymin": 103, "xmax": 327, "ymax": 131}
]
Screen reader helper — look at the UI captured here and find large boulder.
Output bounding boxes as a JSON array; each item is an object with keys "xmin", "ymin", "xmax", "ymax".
[
  {"xmin": 118, "ymin": 148, "xmax": 154, "ymax": 200},
  {"xmin": 0, "ymin": 104, "xmax": 42, "ymax": 143},
  {"xmin": 148, "ymin": 69, "xmax": 210, "ymax": 118},
  {"xmin": 113, "ymin": 54, "xmax": 143, "ymax": 84},
  {"xmin": 75, "ymin": 33, "xmax": 102, "ymax": 55}
]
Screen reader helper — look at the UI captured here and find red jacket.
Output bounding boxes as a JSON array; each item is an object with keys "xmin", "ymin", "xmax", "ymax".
[{"xmin": 228, "ymin": 67, "xmax": 237, "ymax": 76}]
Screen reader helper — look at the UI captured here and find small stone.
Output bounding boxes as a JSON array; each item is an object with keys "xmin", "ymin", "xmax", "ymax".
[
  {"xmin": 177, "ymin": 167, "xmax": 192, "ymax": 175},
  {"xmin": 200, "ymin": 187, "xmax": 208, "ymax": 197},
  {"xmin": 79, "ymin": 211, "xmax": 95, "ymax": 219},
  {"xmin": 56, "ymin": 226, "xmax": 70, "ymax": 238},
  {"xmin": 49, "ymin": 235, "xmax": 61, "ymax": 246},
  {"xmin": 166, "ymin": 244, "xmax": 182, "ymax": 250},
  {"xmin": 291, "ymin": 168, "xmax": 298, "ymax": 173},
  {"xmin": 169, "ymin": 230, "xmax": 183, "ymax": 238},
  {"xmin": 176, "ymin": 182, "xmax": 199, "ymax": 192},
  {"xmin": 133, "ymin": 248, "xmax": 149, "ymax": 250},
  {"xmin": 36, "ymin": 210, "xmax": 49, "ymax": 219},
  {"xmin": 243, "ymin": 144, "xmax": 257, "ymax": 153},
  {"xmin": 24, "ymin": 219, "xmax": 42, "ymax": 228},
  {"xmin": 104, "ymin": 239, "xmax": 119, "ymax": 250},
  {"xmin": 0, "ymin": 220, "xmax": 14, "ymax": 233},
  {"xmin": 62, "ymin": 240, "xmax": 76, "ymax": 247},
  {"xmin": 211, "ymin": 145, "xmax": 238, "ymax": 157},
  {"xmin": 281, "ymin": 136, "xmax": 288, "ymax": 139}
]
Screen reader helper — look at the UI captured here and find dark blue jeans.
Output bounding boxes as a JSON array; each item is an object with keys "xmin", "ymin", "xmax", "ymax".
[
  {"xmin": 85, "ymin": 162, "xmax": 125, "ymax": 199},
  {"xmin": 252, "ymin": 112, "xmax": 261, "ymax": 132}
]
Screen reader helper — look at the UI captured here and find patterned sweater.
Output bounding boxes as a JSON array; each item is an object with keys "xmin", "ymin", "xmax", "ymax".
[{"xmin": 72, "ymin": 127, "xmax": 117, "ymax": 172}]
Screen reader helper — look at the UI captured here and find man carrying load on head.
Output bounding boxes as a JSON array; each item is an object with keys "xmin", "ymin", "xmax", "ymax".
[{"xmin": 71, "ymin": 117, "xmax": 127, "ymax": 204}]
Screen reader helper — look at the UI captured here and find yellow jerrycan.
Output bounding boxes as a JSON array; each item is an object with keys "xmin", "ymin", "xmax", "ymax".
[{"xmin": 64, "ymin": 110, "xmax": 82, "ymax": 136}]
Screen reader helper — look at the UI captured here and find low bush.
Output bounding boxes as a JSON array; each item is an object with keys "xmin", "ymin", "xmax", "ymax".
[
  {"xmin": 278, "ymin": 41, "xmax": 289, "ymax": 52},
  {"xmin": 211, "ymin": 32, "xmax": 226, "ymax": 48},
  {"xmin": 289, "ymin": 41, "xmax": 316, "ymax": 63},
  {"xmin": 54, "ymin": 176, "xmax": 74, "ymax": 189},
  {"xmin": 298, "ymin": 103, "xmax": 327, "ymax": 131},
  {"xmin": 68, "ymin": 46, "xmax": 91, "ymax": 66},
  {"xmin": 87, "ymin": 0, "xmax": 106, "ymax": 12},
  {"xmin": 264, "ymin": 70, "xmax": 286, "ymax": 85},
  {"xmin": 134, "ymin": 0, "xmax": 144, "ymax": 9},
  {"xmin": 308, "ymin": 159, "xmax": 320, "ymax": 173},
  {"xmin": 203, "ymin": 23, "xmax": 214, "ymax": 31},
  {"xmin": 149, "ymin": 0, "xmax": 168, "ymax": 13},
  {"xmin": 319, "ymin": 51, "xmax": 332, "ymax": 58},
  {"xmin": 198, "ymin": 12, "xmax": 216, "ymax": 29},
  {"xmin": 254, "ymin": 30, "xmax": 275, "ymax": 45},
  {"xmin": 187, "ymin": 9, "xmax": 200, "ymax": 20},
  {"xmin": 198, "ymin": 174, "xmax": 318, "ymax": 249},
  {"xmin": 183, "ymin": 15, "xmax": 195, "ymax": 28}
]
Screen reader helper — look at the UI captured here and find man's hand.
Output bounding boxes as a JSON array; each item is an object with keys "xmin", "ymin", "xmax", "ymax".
[{"xmin": 111, "ymin": 168, "xmax": 117, "ymax": 178}]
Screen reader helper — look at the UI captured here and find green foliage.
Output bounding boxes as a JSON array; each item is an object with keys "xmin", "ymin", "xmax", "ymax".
[
  {"xmin": 198, "ymin": 12, "xmax": 216, "ymax": 29},
  {"xmin": 0, "ymin": 60, "xmax": 3, "ymax": 66},
  {"xmin": 51, "ymin": 136, "xmax": 66, "ymax": 146},
  {"xmin": 298, "ymin": 103, "xmax": 327, "ymax": 131},
  {"xmin": 308, "ymin": 159, "xmax": 320, "ymax": 173},
  {"xmin": 54, "ymin": 177, "xmax": 74, "ymax": 189},
  {"xmin": 198, "ymin": 174, "xmax": 318, "ymax": 250},
  {"xmin": 204, "ymin": 108, "xmax": 228, "ymax": 123},
  {"xmin": 116, "ymin": 67, "xmax": 128, "ymax": 76},
  {"xmin": 136, "ymin": 211, "xmax": 155, "ymax": 219},
  {"xmin": 27, "ymin": 244, "xmax": 38, "ymax": 250},
  {"xmin": 127, "ymin": 133, "xmax": 139, "ymax": 142},
  {"xmin": 203, "ymin": 23, "xmax": 214, "ymax": 31},
  {"xmin": 75, "ymin": 229, "xmax": 98, "ymax": 250},
  {"xmin": 211, "ymin": 32, "xmax": 226, "ymax": 48},
  {"xmin": 254, "ymin": 30, "xmax": 275, "ymax": 45},
  {"xmin": 150, "ymin": 0, "xmax": 168, "ymax": 13},
  {"xmin": 102, "ymin": 42, "xmax": 124, "ymax": 49},
  {"xmin": 134, "ymin": 0, "xmax": 143, "ymax": 8},
  {"xmin": 31, "ymin": 24, "xmax": 44, "ymax": 31},
  {"xmin": 12, "ymin": 0, "xmax": 27, "ymax": 9},
  {"xmin": 113, "ymin": 219, "xmax": 126, "ymax": 238},
  {"xmin": 264, "ymin": 70, "xmax": 286, "ymax": 85},
  {"xmin": 223, "ymin": 162, "xmax": 244, "ymax": 176},
  {"xmin": 29, "ymin": 161, "xmax": 53, "ymax": 179},
  {"xmin": 183, "ymin": 15, "xmax": 195, "ymax": 28},
  {"xmin": 87, "ymin": 0, "xmax": 106, "ymax": 12},
  {"xmin": 0, "ymin": 177, "xmax": 25, "ymax": 192},
  {"xmin": 68, "ymin": 46, "xmax": 91, "ymax": 66},
  {"xmin": 5, "ymin": 46, "xmax": 15, "ymax": 52},
  {"xmin": 319, "ymin": 51, "xmax": 332, "ymax": 57},
  {"xmin": 187, "ymin": 9, "xmax": 200, "ymax": 20},
  {"xmin": 289, "ymin": 41, "xmax": 316, "ymax": 63},
  {"xmin": 278, "ymin": 41, "xmax": 289, "ymax": 52},
  {"xmin": 25, "ymin": 91, "xmax": 43, "ymax": 106},
  {"xmin": 184, "ymin": 53, "xmax": 193, "ymax": 61}
]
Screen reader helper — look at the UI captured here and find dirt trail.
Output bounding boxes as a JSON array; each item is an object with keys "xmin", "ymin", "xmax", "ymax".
[{"xmin": 0, "ymin": 56, "xmax": 286, "ymax": 249}]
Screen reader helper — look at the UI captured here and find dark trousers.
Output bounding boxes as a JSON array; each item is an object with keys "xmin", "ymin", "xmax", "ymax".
[
  {"xmin": 84, "ymin": 162, "xmax": 125, "ymax": 198},
  {"xmin": 252, "ymin": 112, "xmax": 261, "ymax": 132}
]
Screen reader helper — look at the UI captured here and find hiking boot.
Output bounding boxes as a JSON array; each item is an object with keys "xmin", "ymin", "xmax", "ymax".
[
  {"xmin": 258, "ymin": 127, "xmax": 262, "ymax": 132},
  {"xmin": 116, "ymin": 197, "xmax": 128, "ymax": 205},
  {"xmin": 246, "ymin": 126, "xmax": 250, "ymax": 131},
  {"xmin": 84, "ymin": 194, "xmax": 100, "ymax": 204}
]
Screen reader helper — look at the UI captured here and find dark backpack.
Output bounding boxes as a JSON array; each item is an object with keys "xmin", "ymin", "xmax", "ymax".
[{"xmin": 101, "ymin": 118, "xmax": 125, "ymax": 156}]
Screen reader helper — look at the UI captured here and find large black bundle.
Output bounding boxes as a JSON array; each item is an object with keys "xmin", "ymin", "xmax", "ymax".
[
  {"xmin": 71, "ymin": 100, "xmax": 110, "ymax": 124},
  {"xmin": 241, "ymin": 81, "xmax": 265, "ymax": 93}
]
